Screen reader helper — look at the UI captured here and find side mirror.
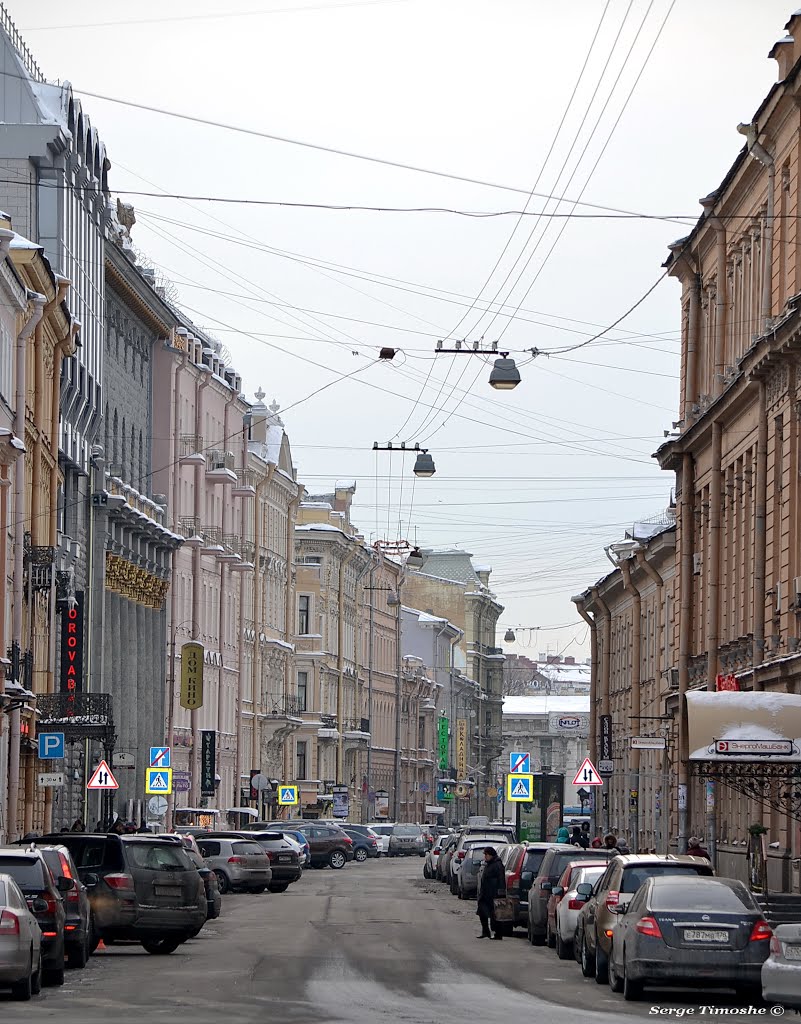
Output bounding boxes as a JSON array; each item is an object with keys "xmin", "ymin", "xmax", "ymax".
[
  {"xmin": 520, "ymin": 871, "xmax": 533, "ymax": 883},
  {"xmin": 83, "ymin": 873, "xmax": 99, "ymax": 888},
  {"xmin": 540, "ymin": 881, "xmax": 552, "ymax": 891},
  {"xmin": 56, "ymin": 876, "xmax": 75, "ymax": 893},
  {"xmin": 576, "ymin": 882, "xmax": 594, "ymax": 896},
  {"xmin": 551, "ymin": 886, "xmax": 564, "ymax": 897},
  {"xmin": 32, "ymin": 897, "xmax": 49, "ymax": 914},
  {"xmin": 616, "ymin": 902, "xmax": 630, "ymax": 915}
]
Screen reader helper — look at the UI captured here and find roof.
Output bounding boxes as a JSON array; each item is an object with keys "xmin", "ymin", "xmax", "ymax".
[
  {"xmin": 414, "ymin": 549, "xmax": 481, "ymax": 586},
  {"xmin": 502, "ymin": 695, "xmax": 591, "ymax": 717}
]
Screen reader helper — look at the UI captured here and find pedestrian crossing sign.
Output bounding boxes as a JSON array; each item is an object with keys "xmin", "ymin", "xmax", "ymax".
[
  {"xmin": 145, "ymin": 767, "xmax": 173, "ymax": 795},
  {"xmin": 278, "ymin": 784, "xmax": 298, "ymax": 805},
  {"xmin": 507, "ymin": 773, "xmax": 534, "ymax": 802}
]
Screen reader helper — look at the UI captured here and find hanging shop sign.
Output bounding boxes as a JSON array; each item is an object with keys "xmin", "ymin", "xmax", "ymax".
[
  {"xmin": 180, "ymin": 642, "xmax": 204, "ymax": 710},
  {"xmin": 60, "ymin": 592, "xmax": 84, "ymax": 709},
  {"xmin": 456, "ymin": 719, "xmax": 468, "ymax": 778},
  {"xmin": 200, "ymin": 730, "xmax": 216, "ymax": 796},
  {"xmin": 437, "ymin": 715, "xmax": 449, "ymax": 771}
]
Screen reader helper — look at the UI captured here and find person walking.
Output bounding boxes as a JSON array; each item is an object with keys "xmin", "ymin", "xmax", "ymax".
[
  {"xmin": 476, "ymin": 847, "xmax": 506, "ymax": 940},
  {"xmin": 615, "ymin": 835, "xmax": 631, "ymax": 855},
  {"xmin": 571, "ymin": 826, "xmax": 588, "ymax": 849},
  {"xmin": 70, "ymin": 819, "xmax": 84, "ymax": 832},
  {"xmin": 556, "ymin": 825, "xmax": 571, "ymax": 844},
  {"xmin": 686, "ymin": 836, "xmax": 711, "ymax": 859},
  {"xmin": 602, "ymin": 832, "xmax": 618, "ymax": 850}
]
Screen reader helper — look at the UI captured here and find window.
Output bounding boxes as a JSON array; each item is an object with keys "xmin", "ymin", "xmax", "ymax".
[
  {"xmin": 296, "ymin": 740, "xmax": 307, "ymax": 780},
  {"xmin": 298, "ymin": 595, "xmax": 310, "ymax": 635},
  {"xmin": 297, "ymin": 671, "xmax": 308, "ymax": 712}
]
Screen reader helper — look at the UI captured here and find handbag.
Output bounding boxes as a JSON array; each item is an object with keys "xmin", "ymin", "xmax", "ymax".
[{"xmin": 492, "ymin": 896, "xmax": 515, "ymax": 922}]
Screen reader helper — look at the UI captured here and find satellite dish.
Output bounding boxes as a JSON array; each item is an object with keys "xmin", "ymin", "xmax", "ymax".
[{"xmin": 148, "ymin": 796, "xmax": 168, "ymax": 817}]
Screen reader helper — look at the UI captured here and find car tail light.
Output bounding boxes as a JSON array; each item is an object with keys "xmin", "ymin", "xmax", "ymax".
[
  {"xmin": 105, "ymin": 873, "xmax": 135, "ymax": 890},
  {"xmin": 265, "ymin": 851, "xmax": 275, "ymax": 862},
  {"xmin": 635, "ymin": 916, "xmax": 662, "ymax": 939},
  {"xmin": 59, "ymin": 854, "xmax": 74, "ymax": 879},
  {"xmin": 605, "ymin": 890, "xmax": 620, "ymax": 910},
  {"xmin": 769, "ymin": 934, "xmax": 781, "ymax": 955},
  {"xmin": 343, "ymin": 836, "xmax": 353, "ymax": 844},
  {"xmin": 457, "ymin": 851, "xmax": 466, "ymax": 860},
  {"xmin": 568, "ymin": 898, "xmax": 585, "ymax": 910},
  {"xmin": 228, "ymin": 856, "xmax": 246, "ymax": 865},
  {"xmin": 0, "ymin": 909, "xmax": 19, "ymax": 934},
  {"xmin": 370, "ymin": 839, "xmax": 378, "ymax": 846},
  {"xmin": 750, "ymin": 920, "xmax": 772, "ymax": 942},
  {"xmin": 65, "ymin": 925, "xmax": 76, "ymax": 931}
]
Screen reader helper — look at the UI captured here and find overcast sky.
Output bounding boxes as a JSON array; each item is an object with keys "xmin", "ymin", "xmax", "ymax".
[{"xmin": 16, "ymin": 0, "xmax": 794, "ymax": 659}]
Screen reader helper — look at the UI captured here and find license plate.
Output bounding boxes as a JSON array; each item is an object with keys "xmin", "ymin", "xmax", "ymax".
[
  {"xmin": 785, "ymin": 944, "xmax": 801, "ymax": 960},
  {"xmin": 278, "ymin": 856, "xmax": 291, "ymax": 863},
  {"xmin": 154, "ymin": 885, "xmax": 181, "ymax": 898},
  {"xmin": 684, "ymin": 929, "xmax": 729, "ymax": 943}
]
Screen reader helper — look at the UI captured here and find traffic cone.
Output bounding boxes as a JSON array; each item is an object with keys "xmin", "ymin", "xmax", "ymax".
[{"xmin": 96, "ymin": 939, "xmax": 106, "ymax": 951}]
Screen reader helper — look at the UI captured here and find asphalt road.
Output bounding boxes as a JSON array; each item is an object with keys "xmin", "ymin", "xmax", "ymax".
[{"xmin": 3, "ymin": 857, "xmax": 791, "ymax": 1023}]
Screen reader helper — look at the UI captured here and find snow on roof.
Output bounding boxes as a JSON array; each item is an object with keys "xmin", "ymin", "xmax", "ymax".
[
  {"xmin": 503, "ymin": 695, "xmax": 591, "ymax": 717},
  {"xmin": 9, "ymin": 233, "xmax": 41, "ymax": 251},
  {"xmin": 295, "ymin": 523, "xmax": 346, "ymax": 534},
  {"xmin": 300, "ymin": 502, "xmax": 333, "ymax": 511},
  {"xmin": 335, "ymin": 479, "xmax": 356, "ymax": 490},
  {"xmin": 265, "ymin": 423, "xmax": 284, "ymax": 464},
  {"xmin": 536, "ymin": 662, "xmax": 591, "ymax": 685}
]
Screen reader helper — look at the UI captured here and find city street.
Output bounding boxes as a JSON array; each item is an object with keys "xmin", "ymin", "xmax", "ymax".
[{"xmin": 3, "ymin": 857, "xmax": 786, "ymax": 1023}]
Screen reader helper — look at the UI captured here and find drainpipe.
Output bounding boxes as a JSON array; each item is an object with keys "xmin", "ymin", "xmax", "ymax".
[
  {"xmin": 619, "ymin": 558, "xmax": 642, "ymax": 853},
  {"xmin": 591, "ymin": 587, "xmax": 611, "ymax": 833},
  {"xmin": 678, "ymin": 453, "xmax": 695, "ymax": 851},
  {"xmin": 365, "ymin": 554, "xmax": 376, "ymax": 822},
  {"xmin": 7, "ymin": 292, "xmax": 45, "ymax": 841},
  {"xmin": 753, "ymin": 379, "xmax": 768, "ymax": 687},
  {"xmin": 190, "ymin": 368, "xmax": 211, "ymax": 804},
  {"xmin": 705, "ymin": 421, "xmax": 722, "ymax": 868}
]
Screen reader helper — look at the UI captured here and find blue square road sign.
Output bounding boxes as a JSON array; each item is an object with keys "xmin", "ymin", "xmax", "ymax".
[{"xmin": 38, "ymin": 733, "xmax": 65, "ymax": 760}]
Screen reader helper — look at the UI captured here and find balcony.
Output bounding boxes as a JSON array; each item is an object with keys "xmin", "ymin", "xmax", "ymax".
[
  {"xmin": 177, "ymin": 517, "xmax": 204, "ymax": 547},
  {"xmin": 318, "ymin": 713, "xmax": 339, "ymax": 741},
  {"xmin": 179, "ymin": 434, "xmax": 205, "ymax": 466},
  {"xmin": 260, "ymin": 693, "xmax": 303, "ymax": 746},
  {"xmin": 206, "ymin": 450, "xmax": 237, "ymax": 484},
  {"xmin": 200, "ymin": 525, "xmax": 224, "ymax": 556},
  {"xmin": 224, "ymin": 535, "xmax": 254, "ymax": 572},
  {"xmin": 232, "ymin": 469, "xmax": 257, "ymax": 497},
  {"xmin": 264, "ymin": 694, "xmax": 303, "ymax": 718}
]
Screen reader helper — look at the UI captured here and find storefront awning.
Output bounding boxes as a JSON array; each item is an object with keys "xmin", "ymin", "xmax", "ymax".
[{"xmin": 687, "ymin": 691, "xmax": 801, "ymax": 762}]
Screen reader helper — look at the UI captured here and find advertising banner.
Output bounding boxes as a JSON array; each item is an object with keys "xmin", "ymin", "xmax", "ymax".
[
  {"xmin": 60, "ymin": 591, "xmax": 84, "ymax": 706},
  {"xmin": 180, "ymin": 642, "xmax": 204, "ymax": 710},
  {"xmin": 437, "ymin": 715, "xmax": 449, "ymax": 771},
  {"xmin": 332, "ymin": 786, "xmax": 349, "ymax": 818},
  {"xmin": 200, "ymin": 730, "xmax": 216, "ymax": 796},
  {"xmin": 456, "ymin": 719, "xmax": 467, "ymax": 778},
  {"xmin": 374, "ymin": 790, "xmax": 389, "ymax": 819}
]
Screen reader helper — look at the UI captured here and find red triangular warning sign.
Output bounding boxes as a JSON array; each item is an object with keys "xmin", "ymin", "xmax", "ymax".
[
  {"xmin": 87, "ymin": 759, "xmax": 119, "ymax": 791},
  {"xmin": 572, "ymin": 757, "xmax": 603, "ymax": 787}
]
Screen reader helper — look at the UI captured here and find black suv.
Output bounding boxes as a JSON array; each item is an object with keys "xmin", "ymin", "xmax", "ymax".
[
  {"xmin": 39, "ymin": 833, "xmax": 206, "ymax": 954},
  {"xmin": 0, "ymin": 846, "xmax": 71, "ymax": 986}
]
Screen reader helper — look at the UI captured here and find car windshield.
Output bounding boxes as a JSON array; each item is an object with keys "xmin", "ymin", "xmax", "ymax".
[
  {"xmin": 0, "ymin": 856, "xmax": 46, "ymax": 890},
  {"xmin": 650, "ymin": 881, "xmax": 757, "ymax": 912},
  {"xmin": 393, "ymin": 826, "xmax": 421, "ymax": 837},
  {"xmin": 523, "ymin": 850, "xmax": 547, "ymax": 874},
  {"xmin": 126, "ymin": 843, "xmax": 191, "ymax": 872},
  {"xmin": 574, "ymin": 866, "xmax": 606, "ymax": 888},
  {"xmin": 621, "ymin": 863, "xmax": 713, "ymax": 893}
]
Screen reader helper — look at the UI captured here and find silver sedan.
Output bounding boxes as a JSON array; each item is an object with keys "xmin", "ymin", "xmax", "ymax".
[
  {"xmin": 762, "ymin": 922, "xmax": 801, "ymax": 1010},
  {"xmin": 0, "ymin": 872, "xmax": 42, "ymax": 1001}
]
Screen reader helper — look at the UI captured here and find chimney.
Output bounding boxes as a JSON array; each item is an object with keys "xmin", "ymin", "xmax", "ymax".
[
  {"xmin": 250, "ymin": 389, "xmax": 268, "ymax": 443},
  {"xmin": 333, "ymin": 481, "xmax": 356, "ymax": 519},
  {"xmin": 476, "ymin": 569, "xmax": 491, "ymax": 587},
  {"xmin": 564, "ymin": 655, "xmax": 575, "ymax": 665},
  {"xmin": 771, "ymin": 13, "xmax": 801, "ymax": 81}
]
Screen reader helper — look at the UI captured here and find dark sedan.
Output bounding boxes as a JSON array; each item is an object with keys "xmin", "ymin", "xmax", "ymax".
[
  {"xmin": 608, "ymin": 875, "xmax": 772, "ymax": 1001},
  {"xmin": 342, "ymin": 827, "xmax": 379, "ymax": 862}
]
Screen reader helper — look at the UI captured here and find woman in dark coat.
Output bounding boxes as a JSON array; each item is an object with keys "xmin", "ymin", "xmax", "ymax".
[{"xmin": 476, "ymin": 847, "xmax": 506, "ymax": 940}]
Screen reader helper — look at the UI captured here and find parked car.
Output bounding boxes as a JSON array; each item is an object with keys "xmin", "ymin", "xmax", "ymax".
[
  {"xmin": 548, "ymin": 861, "xmax": 607, "ymax": 959},
  {"xmin": 365, "ymin": 823, "xmax": 393, "ymax": 856},
  {"xmin": 388, "ymin": 824, "xmax": 426, "ymax": 858},
  {"xmin": 0, "ymin": 872, "xmax": 42, "ymax": 1001},
  {"xmin": 195, "ymin": 837, "xmax": 272, "ymax": 894},
  {"xmin": 608, "ymin": 876, "xmax": 771, "ymax": 1001},
  {"xmin": 155, "ymin": 837, "xmax": 222, "ymax": 924},
  {"xmin": 342, "ymin": 827, "xmax": 379, "ymax": 862},
  {"xmin": 575, "ymin": 853, "xmax": 715, "ymax": 983},
  {"xmin": 239, "ymin": 822, "xmax": 310, "ymax": 866},
  {"xmin": 423, "ymin": 836, "xmax": 449, "ymax": 879},
  {"xmin": 435, "ymin": 833, "xmax": 460, "ymax": 881},
  {"xmin": 527, "ymin": 845, "xmax": 616, "ymax": 945},
  {"xmin": 503, "ymin": 843, "xmax": 554, "ymax": 932},
  {"xmin": 39, "ymin": 832, "xmax": 206, "ymax": 954},
  {"xmin": 762, "ymin": 922, "xmax": 801, "ymax": 1010},
  {"xmin": 36, "ymin": 844, "xmax": 92, "ymax": 969},
  {"xmin": 278, "ymin": 822, "xmax": 353, "ymax": 869},
  {"xmin": 463, "ymin": 823, "xmax": 516, "ymax": 845},
  {"xmin": 223, "ymin": 831, "xmax": 302, "ymax": 890},
  {"xmin": 0, "ymin": 847, "xmax": 69, "ymax": 985},
  {"xmin": 457, "ymin": 845, "xmax": 489, "ymax": 900},
  {"xmin": 449, "ymin": 834, "xmax": 510, "ymax": 895}
]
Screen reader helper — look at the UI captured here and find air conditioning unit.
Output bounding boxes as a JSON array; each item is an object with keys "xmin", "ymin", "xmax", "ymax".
[
  {"xmin": 667, "ymin": 667, "xmax": 679, "ymax": 691},
  {"xmin": 693, "ymin": 553, "xmax": 703, "ymax": 575},
  {"xmin": 793, "ymin": 577, "xmax": 801, "ymax": 607}
]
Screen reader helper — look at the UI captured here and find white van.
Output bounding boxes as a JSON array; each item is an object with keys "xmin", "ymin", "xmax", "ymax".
[{"xmin": 365, "ymin": 822, "xmax": 394, "ymax": 855}]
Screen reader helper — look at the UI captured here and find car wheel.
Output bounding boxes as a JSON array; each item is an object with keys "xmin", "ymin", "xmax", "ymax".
[
  {"xmin": 67, "ymin": 934, "xmax": 89, "ymax": 969},
  {"xmin": 595, "ymin": 943, "xmax": 609, "ymax": 985},
  {"xmin": 214, "ymin": 870, "xmax": 231, "ymax": 895},
  {"xmin": 329, "ymin": 849, "xmax": 347, "ymax": 870},
  {"xmin": 354, "ymin": 848, "xmax": 368, "ymax": 863},
  {"xmin": 546, "ymin": 919, "xmax": 556, "ymax": 949},
  {"xmin": 31, "ymin": 957, "xmax": 41, "ymax": 996},
  {"xmin": 10, "ymin": 963, "xmax": 32, "ymax": 1002},
  {"xmin": 43, "ymin": 965, "xmax": 65, "ymax": 987},
  {"xmin": 268, "ymin": 883, "xmax": 289, "ymax": 893},
  {"xmin": 580, "ymin": 935, "xmax": 596, "ymax": 978},
  {"xmin": 423, "ymin": 862, "xmax": 430, "ymax": 879},
  {"xmin": 608, "ymin": 944, "xmax": 623, "ymax": 993},
  {"xmin": 141, "ymin": 937, "xmax": 181, "ymax": 955},
  {"xmin": 247, "ymin": 886, "xmax": 266, "ymax": 894},
  {"xmin": 556, "ymin": 930, "xmax": 571, "ymax": 961},
  {"xmin": 622, "ymin": 955, "xmax": 643, "ymax": 1001}
]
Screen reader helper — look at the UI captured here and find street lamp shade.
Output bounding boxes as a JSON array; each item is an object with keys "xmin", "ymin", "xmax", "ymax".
[
  {"xmin": 406, "ymin": 546, "xmax": 425, "ymax": 569},
  {"xmin": 488, "ymin": 356, "xmax": 521, "ymax": 390},
  {"xmin": 412, "ymin": 450, "xmax": 436, "ymax": 477},
  {"xmin": 387, "ymin": 592, "xmax": 401, "ymax": 607},
  {"xmin": 503, "ymin": 628, "xmax": 516, "ymax": 643}
]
